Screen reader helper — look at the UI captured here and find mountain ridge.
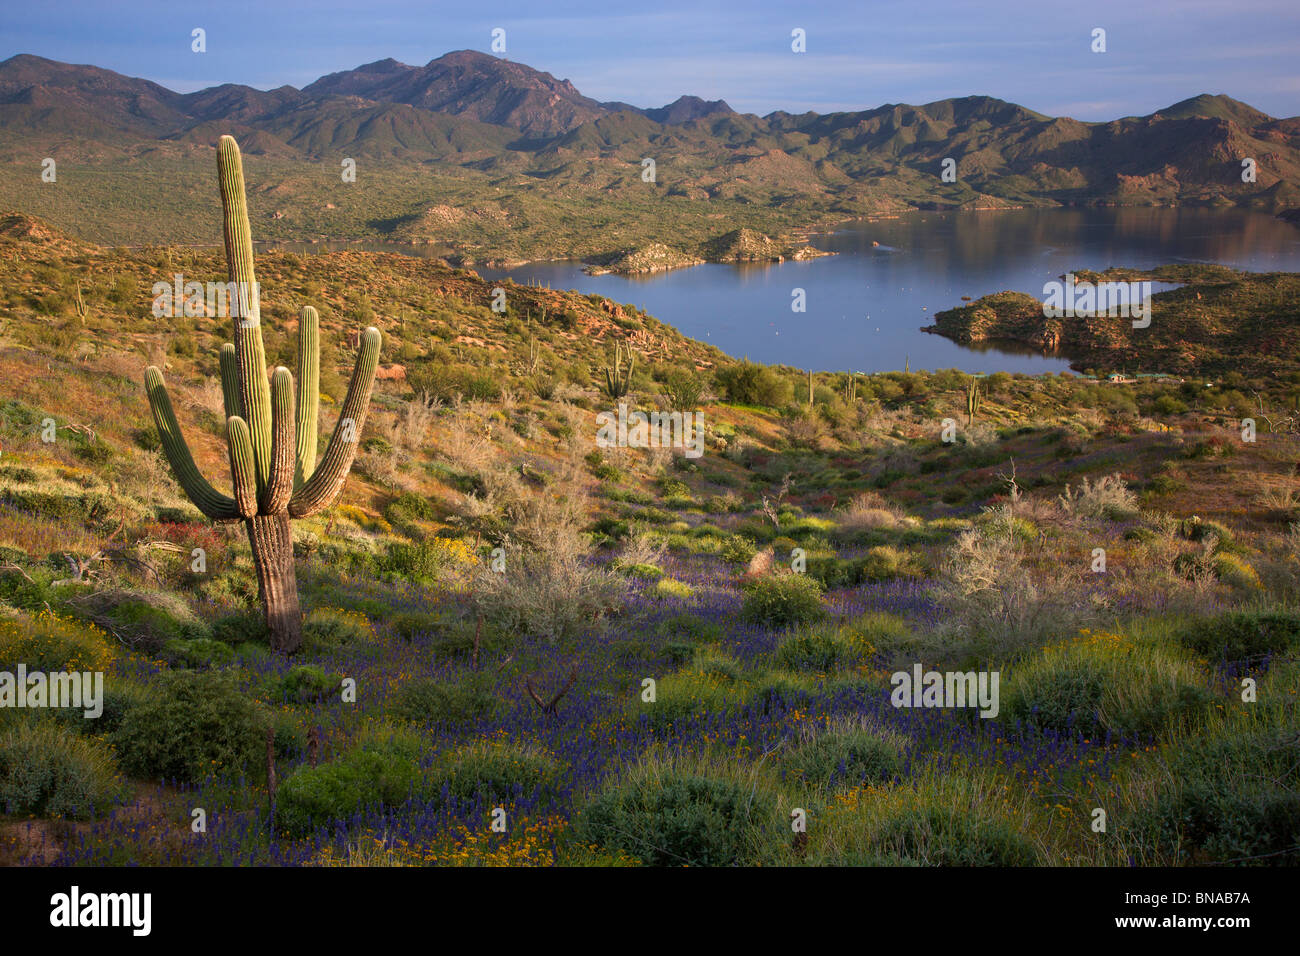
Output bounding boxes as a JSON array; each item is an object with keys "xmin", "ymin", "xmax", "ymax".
[{"xmin": 1, "ymin": 52, "xmax": 1298, "ymax": 263}]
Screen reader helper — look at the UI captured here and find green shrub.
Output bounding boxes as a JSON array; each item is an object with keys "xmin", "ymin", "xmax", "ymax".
[
  {"xmin": 655, "ymin": 613, "xmax": 724, "ymax": 644},
  {"xmin": 0, "ymin": 610, "xmax": 115, "ymax": 673},
  {"xmin": 111, "ymin": 670, "xmax": 267, "ymax": 784},
  {"xmin": 573, "ymin": 755, "xmax": 787, "ymax": 866},
  {"xmin": 773, "ymin": 626, "xmax": 870, "ymax": 671},
  {"xmin": 380, "ymin": 539, "xmax": 450, "ymax": 583},
  {"xmin": 302, "ymin": 607, "xmax": 373, "ymax": 653},
  {"xmin": 275, "ymin": 746, "xmax": 421, "ymax": 835},
  {"xmin": 1176, "ymin": 611, "xmax": 1300, "ymax": 663},
  {"xmin": 209, "ymin": 609, "xmax": 270, "ymax": 646},
  {"xmin": 0, "ymin": 721, "xmax": 127, "ymax": 819},
  {"xmin": 652, "ymin": 578, "xmax": 694, "ymax": 600},
  {"xmin": 741, "ymin": 574, "xmax": 825, "ymax": 628},
  {"xmin": 1125, "ymin": 714, "xmax": 1300, "ymax": 865},
  {"xmin": 1003, "ymin": 633, "xmax": 1209, "ymax": 738},
  {"xmin": 274, "ymin": 665, "xmax": 342, "ymax": 705},
  {"xmin": 783, "ymin": 723, "xmax": 904, "ymax": 788},
  {"xmin": 385, "ymin": 492, "xmax": 436, "ymax": 526},
  {"xmin": 874, "ymin": 806, "xmax": 1040, "ymax": 866},
  {"xmin": 715, "ymin": 361, "xmax": 793, "ymax": 408},
  {"xmin": 719, "ymin": 535, "xmax": 758, "ymax": 566},
  {"xmin": 390, "ymin": 674, "xmax": 502, "ymax": 726},
  {"xmin": 618, "ymin": 562, "xmax": 664, "ymax": 580},
  {"xmin": 67, "ymin": 589, "xmax": 208, "ymax": 653},
  {"xmin": 163, "ymin": 637, "xmax": 235, "ymax": 669},
  {"xmin": 426, "ymin": 741, "xmax": 564, "ymax": 807}
]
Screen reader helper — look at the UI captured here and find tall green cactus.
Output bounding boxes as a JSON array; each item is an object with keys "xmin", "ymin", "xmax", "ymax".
[
  {"xmin": 966, "ymin": 377, "xmax": 982, "ymax": 426},
  {"xmin": 144, "ymin": 135, "xmax": 381, "ymax": 654},
  {"xmin": 602, "ymin": 341, "xmax": 634, "ymax": 399}
]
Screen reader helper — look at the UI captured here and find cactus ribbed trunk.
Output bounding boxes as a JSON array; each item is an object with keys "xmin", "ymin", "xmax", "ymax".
[
  {"xmin": 246, "ymin": 514, "xmax": 301, "ymax": 654},
  {"xmin": 144, "ymin": 135, "xmax": 380, "ymax": 658}
]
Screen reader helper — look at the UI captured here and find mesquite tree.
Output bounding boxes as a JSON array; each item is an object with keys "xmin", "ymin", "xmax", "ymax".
[{"xmin": 145, "ymin": 135, "xmax": 381, "ymax": 653}]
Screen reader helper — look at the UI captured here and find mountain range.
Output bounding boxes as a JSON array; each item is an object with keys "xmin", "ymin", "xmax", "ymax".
[{"xmin": 1, "ymin": 50, "xmax": 1298, "ymax": 262}]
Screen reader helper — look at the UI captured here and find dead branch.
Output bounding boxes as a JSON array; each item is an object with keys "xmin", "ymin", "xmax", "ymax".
[{"xmin": 523, "ymin": 665, "xmax": 579, "ymax": 716}]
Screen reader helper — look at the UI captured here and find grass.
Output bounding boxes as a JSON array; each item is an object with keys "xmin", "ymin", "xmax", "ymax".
[{"xmin": 0, "ymin": 221, "xmax": 1297, "ymax": 866}]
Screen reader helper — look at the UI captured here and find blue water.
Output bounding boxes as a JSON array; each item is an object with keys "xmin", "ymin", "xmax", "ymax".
[{"xmin": 474, "ymin": 207, "xmax": 1300, "ymax": 373}]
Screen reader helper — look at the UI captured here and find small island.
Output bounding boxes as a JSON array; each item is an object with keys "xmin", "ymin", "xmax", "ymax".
[{"xmin": 584, "ymin": 228, "xmax": 834, "ymax": 275}]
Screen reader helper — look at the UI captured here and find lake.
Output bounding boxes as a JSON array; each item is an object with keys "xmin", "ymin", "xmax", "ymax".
[{"xmin": 274, "ymin": 207, "xmax": 1300, "ymax": 374}]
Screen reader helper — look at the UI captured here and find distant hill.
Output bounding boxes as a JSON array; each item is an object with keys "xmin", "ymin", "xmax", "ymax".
[{"xmin": 1, "ymin": 51, "xmax": 1298, "ymax": 261}]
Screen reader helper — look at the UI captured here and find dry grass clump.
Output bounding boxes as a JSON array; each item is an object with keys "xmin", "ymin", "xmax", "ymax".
[{"xmin": 835, "ymin": 491, "xmax": 905, "ymax": 532}]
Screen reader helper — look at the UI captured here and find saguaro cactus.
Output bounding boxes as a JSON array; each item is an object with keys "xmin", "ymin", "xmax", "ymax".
[
  {"xmin": 144, "ymin": 135, "xmax": 381, "ymax": 654},
  {"xmin": 966, "ymin": 377, "xmax": 982, "ymax": 426},
  {"xmin": 602, "ymin": 341, "xmax": 634, "ymax": 399}
]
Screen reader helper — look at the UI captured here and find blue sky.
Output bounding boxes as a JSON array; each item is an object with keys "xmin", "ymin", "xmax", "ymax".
[{"xmin": 4, "ymin": 0, "xmax": 1299, "ymax": 119}]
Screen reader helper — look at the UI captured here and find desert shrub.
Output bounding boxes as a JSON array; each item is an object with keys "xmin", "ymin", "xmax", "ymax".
[
  {"xmin": 873, "ymin": 806, "xmax": 1040, "ymax": 866},
  {"xmin": 1210, "ymin": 553, "xmax": 1262, "ymax": 591},
  {"xmin": 1057, "ymin": 473, "xmax": 1139, "ymax": 521},
  {"xmin": 389, "ymin": 674, "xmax": 502, "ymax": 726},
  {"xmin": 1179, "ymin": 516, "xmax": 1234, "ymax": 548},
  {"xmin": 655, "ymin": 613, "xmax": 724, "ymax": 644},
  {"xmin": 937, "ymin": 526, "xmax": 1091, "ymax": 662},
  {"xmin": 302, "ymin": 607, "xmax": 373, "ymax": 653},
  {"xmin": 719, "ymin": 535, "xmax": 758, "ymax": 566},
  {"xmin": 635, "ymin": 660, "xmax": 748, "ymax": 728},
  {"xmin": 1124, "ymin": 713, "xmax": 1300, "ymax": 865},
  {"xmin": 773, "ymin": 625, "xmax": 871, "ymax": 671},
  {"xmin": 652, "ymin": 578, "xmax": 694, "ymax": 600},
  {"xmin": 163, "ymin": 637, "xmax": 235, "ymax": 669},
  {"xmin": 274, "ymin": 665, "xmax": 343, "ymax": 705},
  {"xmin": 804, "ymin": 764, "xmax": 1048, "ymax": 865},
  {"xmin": 715, "ymin": 360, "xmax": 793, "ymax": 408},
  {"xmin": 53, "ymin": 677, "xmax": 152, "ymax": 735},
  {"xmin": 65, "ymin": 589, "xmax": 208, "ymax": 653},
  {"xmin": 741, "ymin": 574, "xmax": 825, "ymax": 628},
  {"xmin": 658, "ymin": 370, "xmax": 705, "ymax": 411},
  {"xmin": 0, "ymin": 609, "xmax": 115, "ymax": 673},
  {"xmin": 782, "ymin": 722, "xmax": 905, "ymax": 789},
  {"xmin": 1174, "ymin": 611, "xmax": 1300, "ymax": 663},
  {"xmin": 275, "ymin": 746, "xmax": 421, "ymax": 835},
  {"xmin": 385, "ymin": 492, "xmax": 436, "ymax": 527},
  {"xmin": 209, "ymin": 609, "xmax": 271, "ymax": 646},
  {"xmin": 806, "ymin": 547, "xmax": 924, "ymax": 588},
  {"xmin": 0, "ymin": 721, "xmax": 127, "ymax": 819},
  {"xmin": 656, "ymin": 477, "xmax": 691, "ymax": 498},
  {"xmin": 470, "ymin": 538, "xmax": 625, "ymax": 642},
  {"xmin": 573, "ymin": 753, "xmax": 788, "ymax": 866},
  {"xmin": 426, "ymin": 741, "xmax": 564, "ymax": 807},
  {"xmin": 111, "ymin": 670, "xmax": 267, "ymax": 784},
  {"xmin": 618, "ymin": 562, "xmax": 664, "ymax": 580},
  {"xmin": 380, "ymin": 539, "xmax": 452, "ymax": 583},
  {"xmin": 1002, "ymin": 630, "xmax": 1209, "ymax": 738}
]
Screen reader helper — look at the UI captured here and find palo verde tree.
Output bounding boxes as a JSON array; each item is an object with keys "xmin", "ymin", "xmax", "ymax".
[{"xmin": 144, "ymin": 135, "xmax": 381, "ymax": 654}]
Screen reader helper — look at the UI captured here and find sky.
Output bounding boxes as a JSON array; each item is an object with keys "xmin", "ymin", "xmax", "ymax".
[{"xmin": 3, "ymin": 0, "xmax": 1299, "ymax": 120}]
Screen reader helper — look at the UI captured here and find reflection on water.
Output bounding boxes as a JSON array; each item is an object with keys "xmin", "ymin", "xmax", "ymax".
[{"xmin": 280, "ymin": 208, "xmax": 1300, "ymax": 374}]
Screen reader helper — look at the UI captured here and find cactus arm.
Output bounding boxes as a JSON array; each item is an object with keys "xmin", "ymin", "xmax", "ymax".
[
  {"xmin": 217, "ymin": 135, "xmax": 273, "ymax": 497},
  {"xmin": 294, "ymin": 306, "xmax": 320, "ymax": 489},
  {"xmin": 219, "ymin": 342, "xmax": 242, "ymax": 419},
  {"xmin": 263, "ymin": 367, "xmax": 296, "ymax": 515},
  {"xmin": 144, "ymin": 366, "xmax": 238, "ymax": 520},
  {"xmin": 289, "ymin": 327, "xmax": 381, "ymax": 518},
  {"xmin": 227, "ymin": 416, "xmax": 259, "ymax": 518}
]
